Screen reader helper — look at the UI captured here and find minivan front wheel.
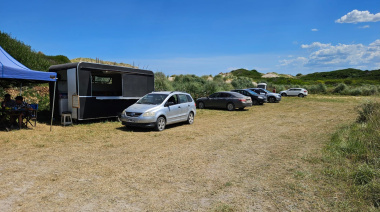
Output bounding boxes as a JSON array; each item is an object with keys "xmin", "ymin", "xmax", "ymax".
[
  {"xmin": 268, "ymin": 97, "xmax": 276, "ymax": 103},
  {"xmin": 155, "ymin": 116, "xmax": 166, "ymax": 131},
  {"xmin": 187, "ymin": 112, "xmax": 194, "ymax": 124}
]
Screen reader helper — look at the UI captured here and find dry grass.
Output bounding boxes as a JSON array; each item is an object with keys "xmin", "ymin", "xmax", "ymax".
[{"xmin": 0, "ymin": 95, "xmax": 376, "ymax": 211}]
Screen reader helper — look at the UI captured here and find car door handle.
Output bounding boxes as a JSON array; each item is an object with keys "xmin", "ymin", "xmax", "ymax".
[{"xmin": 178, "ymin": 106, "xmax": 181, "ymax": 108}]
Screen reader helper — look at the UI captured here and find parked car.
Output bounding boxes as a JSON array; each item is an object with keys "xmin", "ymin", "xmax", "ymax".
[
  {"xmin": 280, "ymin": 88, "xmax": 308, "ymax": 97},
  {"xmin": 248, "ymin": 88, "xmax": 282, "ymax": 103},
  {"xmin": 119, "ymin": 91, "xmax": 196, "ymax": 131},
  {"xmin": 231, "ymin": 89, "xmax": 266, "ymax": 105},
  {"xmin": 196, "ymin": 91, "xmax": 252, "ymax": 111}
]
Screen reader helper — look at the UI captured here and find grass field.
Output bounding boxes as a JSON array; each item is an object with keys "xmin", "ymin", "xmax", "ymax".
[{"xmin": 0, "ymin": 95, "xmax": 377, "ymax": 211}]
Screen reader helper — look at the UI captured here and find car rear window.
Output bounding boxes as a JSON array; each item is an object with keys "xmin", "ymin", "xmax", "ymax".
[
  {"xmin": 220, "ymin": 93, "xmax": 231, "ymax": 98},
  {"xmin": 186, "ymin": 95, "xmax": 193, "ymax": 102},
  {"xmin": 178, "ymin": 94, "xmax": 189, "ymax": 103}
]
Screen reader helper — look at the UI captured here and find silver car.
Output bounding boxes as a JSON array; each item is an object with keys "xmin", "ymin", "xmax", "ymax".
[{"xmin": 120, "ymin": 91, "xmax": 196, "ymax": 131}]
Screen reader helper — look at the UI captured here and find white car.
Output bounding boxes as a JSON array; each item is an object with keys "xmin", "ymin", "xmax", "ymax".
[{"xmin": 280, "ymin": 88, "xmax": 308, "ymax": 97}]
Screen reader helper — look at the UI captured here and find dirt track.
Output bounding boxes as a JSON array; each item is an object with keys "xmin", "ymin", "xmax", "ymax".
[{"xmin": 0, "ymin": 96, "xmax": 366, "ymax": 211}]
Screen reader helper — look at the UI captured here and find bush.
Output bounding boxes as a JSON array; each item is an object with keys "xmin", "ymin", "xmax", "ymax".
[
  {"xmin": 203, "ymin": 81, "xmax": 220, "ymax": 96},
  {"xmin": 361, "ymin": 86, "xmax": 378, "ymax": 96},
  {"xmin": 347, "ymin": 88, "xmax": 362, "ymax": 96},
  {"xmin": 231, "ymin": 76, "xmax": 254, "ymax": 89},
  {"xmin": 333, "ymin": 83, "xmax": 348, "ymax": 94},
  {"xmin": 356, "ymin": 101, "xmax": 380, "ymax": 123},
  {"xmin": 154, "ymin": 72, "xmax": 173, "ymax": 91}
]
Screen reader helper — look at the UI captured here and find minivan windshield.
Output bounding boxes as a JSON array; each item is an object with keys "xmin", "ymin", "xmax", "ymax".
[{"xmin": 136, "ymin": 94, "xmax": 168, "ymax": 105}]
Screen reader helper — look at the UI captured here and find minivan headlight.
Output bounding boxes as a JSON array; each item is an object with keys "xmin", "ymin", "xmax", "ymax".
[{"xmin": 143, "ymin": 111, "xmax": 156, "ymax": 117}]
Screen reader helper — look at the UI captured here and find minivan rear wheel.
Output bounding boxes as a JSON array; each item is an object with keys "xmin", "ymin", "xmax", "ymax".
[
  {"xmin": 155, "ymin": 116, "xmax": 166, "ymax": 131},
  {"xmin": 187, "ymin": 112, "xmax": 194, "ymax": 124},
  {"xmin": 298, "ymin": 93, "xmax": 304, "ymax": 98}
]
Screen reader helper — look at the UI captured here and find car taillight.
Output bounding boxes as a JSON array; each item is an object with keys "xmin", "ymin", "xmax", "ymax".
[
  {"xmin": 304, "ymin": 90, "xmax": 307, "ymax": 93},
  {"xmin": 239, "ymin": 99, "xmax": 246, "ymax": 102}
]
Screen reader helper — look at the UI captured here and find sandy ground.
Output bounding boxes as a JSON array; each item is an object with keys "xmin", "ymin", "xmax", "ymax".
[{"xmin": 0, "ymin": 95, "xmax": 371, "ymax": 211}]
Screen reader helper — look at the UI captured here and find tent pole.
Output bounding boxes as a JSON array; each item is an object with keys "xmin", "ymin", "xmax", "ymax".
[
  {"xmin": 20, "ymin": 82, "xmax": 22, "ymax": 95},
  {"xmin": 50, "ymin": 80, "xmax": 57, "ymax": 132}
]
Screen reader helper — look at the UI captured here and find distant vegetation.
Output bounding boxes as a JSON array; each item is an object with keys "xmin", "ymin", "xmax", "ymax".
[
  {"xmin": 230, "ymin": 68, "xmax": 262, "ymax": 79},
  {"xmin": 71, "ymin": 58, "xmax": 137, "ymax": 68}
]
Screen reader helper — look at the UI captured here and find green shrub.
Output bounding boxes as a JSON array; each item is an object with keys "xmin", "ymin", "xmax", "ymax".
[
  {"xmin": 353, "ymin": 164, "xmax": 375, "ymax": 185},
  {"xmin": 203, "ymin": 81, "xmax": 220, "ymax": 96},
  {"xmin": 361, "ymin": 86, "xmax": 378, "ymax": 96},
  {"xmin": 347, "ymin": 88, "xmax": 362, "ymax": 96},
  {"xmin": 333, "ymin": 83, "xmax": 348, "ymax": 94},
  {"xmin": 231, "ymin": 76, "xmax": 254, "ymax": 89},
  {"xmin": 357, "ymin": 101, "xmax": 380, "ymax": 123},
  {"xmin": 154, "ymin": 72, "xmax": 173, "ymax": 91},
  {"xmin": 362, "ymin": 179, "xmax": 380, "ymax": 207}
]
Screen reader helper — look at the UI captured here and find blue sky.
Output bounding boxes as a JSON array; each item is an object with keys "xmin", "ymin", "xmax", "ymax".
[{"xmin": 1, "ymin": 0, "xmax": 379, "ymax": 76}]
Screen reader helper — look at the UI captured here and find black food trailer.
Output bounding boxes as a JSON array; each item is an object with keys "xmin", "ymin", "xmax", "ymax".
[{"xmin": 49, "ymin": 62, "xmax": 154, "ymax": 121}]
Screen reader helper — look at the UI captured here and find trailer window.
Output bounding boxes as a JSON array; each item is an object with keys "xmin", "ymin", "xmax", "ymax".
[
  {"xmin": 92, "ymin": 76, "xmax": 112, "ymax": 84},
  {"xmin": 91, "ymin": 74, "xmax": 122, "ymax": 96}
]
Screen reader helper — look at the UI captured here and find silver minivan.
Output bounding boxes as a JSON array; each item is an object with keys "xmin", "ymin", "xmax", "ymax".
[{"xmin": 120, "ymin": 91, "xmax": 196, "ymax": 131}]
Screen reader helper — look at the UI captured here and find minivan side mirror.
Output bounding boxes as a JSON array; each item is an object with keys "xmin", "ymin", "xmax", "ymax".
[{"xmin": 165, "ymin": 102, "xmax": 175, "ymax": 107}]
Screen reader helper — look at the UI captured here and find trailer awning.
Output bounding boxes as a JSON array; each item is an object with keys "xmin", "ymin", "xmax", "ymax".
[{"xmin": 0, "ymin": 46, "xmax": 57, "ymax": 82}]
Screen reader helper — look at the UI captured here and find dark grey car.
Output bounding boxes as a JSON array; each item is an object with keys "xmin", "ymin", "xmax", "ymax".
[
  {"xmin": 196, "ymin": 91, "xmax": 252, "ymax": 111},
  {"xmin": 249, "ymin": 88, "xmax": 282, "ymax": 103}
]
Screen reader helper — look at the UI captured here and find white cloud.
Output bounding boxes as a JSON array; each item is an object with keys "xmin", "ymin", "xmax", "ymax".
[
  {"xmin": 359, "ymin": 25, "xmax": 370, "ymax": 29},
  {"xmin": 279, "ymin": 57, "xmax": 308, "ymax": 67},
  {"xmin": 335, "ymin": 10, "xmax": 380, "ymax": 23},
  {"xmin": 301, "ymin": 42, "xmax": 331, "ymax": 49},
  {"xmin": 311, "ymin": 28, "xmax": 318, "ymax": 31},
  {"xmin": 280, "ymin": 39, "xmax": 380, "ymax": 70}
]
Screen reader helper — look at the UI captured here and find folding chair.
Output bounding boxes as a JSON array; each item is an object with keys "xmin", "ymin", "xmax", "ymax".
[{"xmin": 26, "ymin": 104, "xmax": 38, "ymax": 127}]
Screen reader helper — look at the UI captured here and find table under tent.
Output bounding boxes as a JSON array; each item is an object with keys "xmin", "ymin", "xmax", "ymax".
[{"xmin": 0, "ymin": 46, "xmax": 57, "ymax": 130}]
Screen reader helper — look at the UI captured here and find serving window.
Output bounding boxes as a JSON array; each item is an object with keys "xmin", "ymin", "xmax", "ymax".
[
  {"xmin": 91, "ymin": 73, "xmax": 122, "ymax": 96},
  {"xmin": 78, "ymin": 70, "xmax": 122, "ymax": 96}
]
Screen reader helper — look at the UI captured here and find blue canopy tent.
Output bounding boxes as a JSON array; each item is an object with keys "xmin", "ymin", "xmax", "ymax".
[
  {"xmin": 0, "ymin": 46, "xmax": 58, "ymax": 130},
  {"xmin": 0, "ymin": 46, "xmax": 57, "ymax": 81}
]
